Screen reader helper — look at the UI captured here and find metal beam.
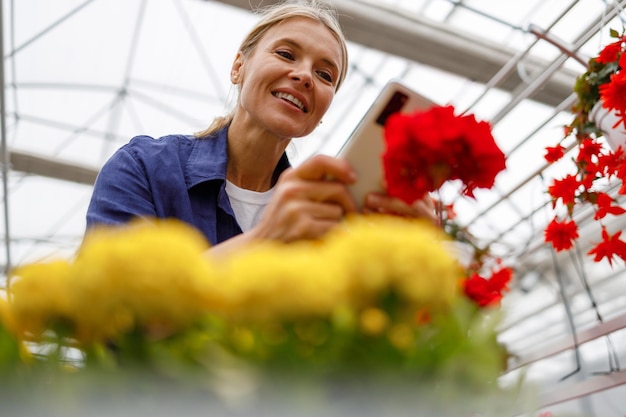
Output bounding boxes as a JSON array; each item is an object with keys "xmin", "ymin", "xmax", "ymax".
[
  {"xmin": 10, "ymin": 149, "xmax": 98, "ymax": 185},
  {"xmin": 210, "ymin": 0, "xmax": 578, "ymax": 107},
  {"xmin": 4, "ymin": 0, "xmax": 582, "ymax": 184}
]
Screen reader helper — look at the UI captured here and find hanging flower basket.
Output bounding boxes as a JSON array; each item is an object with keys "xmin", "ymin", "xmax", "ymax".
[{"xmin": 543, "ymin": 29, "xmax": 626, "ymax": 265}]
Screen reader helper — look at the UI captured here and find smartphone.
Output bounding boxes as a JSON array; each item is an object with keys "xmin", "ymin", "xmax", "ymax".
[{"xmin": 337, "ymin": 80, "xmax": 435, "ymax": 207}]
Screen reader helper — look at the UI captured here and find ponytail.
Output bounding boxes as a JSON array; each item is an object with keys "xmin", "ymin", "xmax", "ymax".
[{"xmin": 194, "ymin": 113, "xmax": 234, "ymax": 138}]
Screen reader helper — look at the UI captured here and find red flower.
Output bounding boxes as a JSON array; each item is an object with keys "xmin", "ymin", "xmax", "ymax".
[
  {"xmin": 576, "ymin": 139, "xmax": 603, "ymax": 165},
  {"xmin": 599, "ymin": 71, "xmax": 626, "ymax": 123},
  {"xmin": 545, "ymin": 31, "xmax": 626, "ymax": 266},
  {"xmin": 544, "ymin": 145, "xmax": 565, "ymax": 163},
  {"xmin": 488, "ymin": 267, "xmax": 513, "ymax": 295},
  {"xmin": 597, "ymin": 147, "xmax": 625, "ymax": 177},
  {"xmin": 588, "ymin": 228, "xmax": 626, "ymax": 266},
  {"xmin": 547, "ymin": 174, "xmax": 580, "ymax": 206},
  {"xmin": 597, "ymin": 37, "xmax": 625, "ymax": 64},
  {"xmin": 383, "ymin": 106, "xmax": 506, "ymax": 204},
  {"xmin": 593, "ymin": 192, "xmax": 626, "ymax": 220},
  {"xmin": 463, "ymin": 267, "xmax": 512, "ymax": 307},
  {"xmin": 544, "ymin": 218, "xmax": 579, "ymax": 251}
]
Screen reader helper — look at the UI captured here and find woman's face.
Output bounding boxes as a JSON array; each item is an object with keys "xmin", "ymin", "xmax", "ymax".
[{"xmin": 232, "ymin": 17, "xmax": 343, "ymax": 139}]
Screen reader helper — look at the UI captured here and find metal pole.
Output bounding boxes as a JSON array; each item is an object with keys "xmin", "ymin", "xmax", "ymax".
[{"xmin": 0, "ymin": 0, "xmax": 13, "ymax": 287}]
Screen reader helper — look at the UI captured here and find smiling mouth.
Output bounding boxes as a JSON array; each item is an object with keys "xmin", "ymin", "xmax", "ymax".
[{"xmin": 273, "ymin": 92, "xmax": 308, "ymax": 113}]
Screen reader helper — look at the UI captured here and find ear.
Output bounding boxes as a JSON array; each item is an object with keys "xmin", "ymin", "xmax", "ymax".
[{"xmin": 230, "ymin": 51, "xmax": 244, "ymax": 84}]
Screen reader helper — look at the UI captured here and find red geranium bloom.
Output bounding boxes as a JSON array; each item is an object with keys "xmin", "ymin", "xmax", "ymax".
[
  {"xmin": 599, "ymin": 71, "xmax": 626, "ymax": 124},
  {"xmin": 588, "ymin": 228, "xmax": 626, "ymax": 266},
  {"xmin": 383, "ymin": 106, "xmax": 506, "ymax": 203},
  {"xmin": 487, "ymin": 267, "xmax": 513, "ymax": 293},
  {"xmin": 544, "ymin": 218, "xmax": 579, "ymax": 251},
  {"xmin": 576, "ymin": 139, "xmax": 603, "ymax": 165},
  {"xmin": 464, "ymin": 275, "xmax": 500, "ymax": 307},
  {"xmin": 594, "ymin": 192, "xmax": 626, "ymax": 220},
  {"xmin": 463, "ymin": 267, "xmax": 512, "ymax": 307},
  {"xmin": 597, "ymin": 37, "xmax": 625, "ymax": 64},
  {"xmin": 597, "ymin": 147, "xmax": 624, "ymax": 177},
  {"xmin": 546, "ymin": 32, "xmax": 626, "ymax": 266},
  {"xmin": 547, "ymin": 174, "xmax": 581, "ymax": 206},
  {"xmin": 544, "ymin": 145, "xmax": 565, "ymax": 163}
]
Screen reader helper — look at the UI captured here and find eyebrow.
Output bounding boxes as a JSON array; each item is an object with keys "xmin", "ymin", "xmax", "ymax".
[{"xmin": 281, "ymin": 38, "xmax": 340, "ymax": 73}]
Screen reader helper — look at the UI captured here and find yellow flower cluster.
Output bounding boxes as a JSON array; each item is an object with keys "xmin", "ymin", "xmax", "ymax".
[
  {"xmin": 9, "ymin": 221, "xmax": 219, "ymax": 343},
  {"xmin": 7, "ymin": 215, "xmax": 462, "ymax": 347},
  {"xmin": 215, "ymin": 215, "xmax": 461, "ymax": 322}
]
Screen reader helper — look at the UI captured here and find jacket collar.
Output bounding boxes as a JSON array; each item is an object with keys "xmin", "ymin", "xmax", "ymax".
[{"xmin": 185, "ymin": 126, "xmax": 291, "ymax": 189}]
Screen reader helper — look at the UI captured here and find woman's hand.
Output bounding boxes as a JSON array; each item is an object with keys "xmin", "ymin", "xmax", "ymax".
[
  {"xmin": 362, "ymin": 192, "xmax": 439, "ymax": 226},
  {"xmin": 250, "ymin": 154, "xmax": 358, "ymax": 243}
]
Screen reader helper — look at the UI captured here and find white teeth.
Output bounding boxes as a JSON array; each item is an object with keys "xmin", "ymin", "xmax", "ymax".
[{"xmin": 274, "ymin": 92, "xmax": 305, "ymax": 111}]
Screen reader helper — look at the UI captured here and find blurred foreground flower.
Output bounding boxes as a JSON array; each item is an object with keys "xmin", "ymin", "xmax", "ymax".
[
  {"xmin": 10, "ymin": 220, "xmax": 219, "ymax": 345},
  {"xmin": 3, "ymin": 216, "xmax": 504, "ymax": 379},
  {"xmin": 2, "ymin": 217, "xmax": 514, "ymax": 415}
]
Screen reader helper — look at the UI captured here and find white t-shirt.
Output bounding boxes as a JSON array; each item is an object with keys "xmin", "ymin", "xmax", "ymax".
[{"xmin": 225, "ymin": 180, "xmax": 274, "ymax": 232}]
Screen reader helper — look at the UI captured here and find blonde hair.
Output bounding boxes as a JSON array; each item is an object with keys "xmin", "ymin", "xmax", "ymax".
[{"xmin": 195, "ymin": 0, "xmax": 348, "ymax": 138}]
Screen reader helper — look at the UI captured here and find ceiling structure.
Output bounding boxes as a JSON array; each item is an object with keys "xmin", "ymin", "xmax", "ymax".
[{"xmin": 2, "ymin": 0, "xmax": 626, "ymax": 414}]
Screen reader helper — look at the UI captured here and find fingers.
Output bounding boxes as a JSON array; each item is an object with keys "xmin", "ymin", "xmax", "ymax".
[
  {"xmin": 251, "ymin": 155, "xmax": 358, "ymax": 243},
  {"xmin": 262, "ymin": 200, "xmax": 346, "ymax": 243},
  {"xmin": 295, "ymin": 154, "xmax": 357, "ymax": 184},
  {"xmin": 280, "ymin": 155, "xmax": 358, "ymax": 214},
  {"xmin": 363, "ymin": 193, "xmax": 439, "ymax": 225},
  {"xmin": 279, "ymin": 177, "xmax": 357, "ymax": 214}
]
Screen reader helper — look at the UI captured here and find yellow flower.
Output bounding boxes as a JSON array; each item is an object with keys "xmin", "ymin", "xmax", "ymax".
[
  {"xmin": 9, "ymin": 259, "xmax": 73, "ymax": 338},
  {"xmin": 388, "ymin": 323, "xmax": 415, "ymax": 350},
  {"xmin": 230, "ymin": 326, "xmax": 256, "ymax": 353},
  {"xmin": 67, "ymin": 219, "xmax": 220, "ymax": 342},
  {"xmin": 9, "ymin": 219, "xmax": 223, "ymax": 344},
  {"xmin": 6, "ymin": 214, "xmax": 464, "ymax": 356},
  {"xmin": 214, "ymin": 240, "xmax": 349, "ymax": 321},
  {"xmin": 323, "ymin": 215, "xmax": 462, "ymax": 309},
  {"xmin": 359, "ymin": 307, "xmax": 389, "ymax": 336}
]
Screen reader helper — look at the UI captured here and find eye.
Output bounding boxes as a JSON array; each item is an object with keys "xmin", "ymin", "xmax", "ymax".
[
  {"xmin": 275, "ymin": 50, "xmax": 294, "ymax": 60},
  {"xmin": 317, "ymin": 70, "xmax": 334, "ymax": 83}
]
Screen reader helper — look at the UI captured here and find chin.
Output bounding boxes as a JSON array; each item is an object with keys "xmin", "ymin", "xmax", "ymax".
[{"xmin": 270, "ymin": 120, "xmax": 316, "ymax": 139}]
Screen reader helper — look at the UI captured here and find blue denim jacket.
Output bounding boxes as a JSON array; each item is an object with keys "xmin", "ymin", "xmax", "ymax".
[{"xmin": 86, "ymin": 127, "xmax": 291, "ymax": 245}]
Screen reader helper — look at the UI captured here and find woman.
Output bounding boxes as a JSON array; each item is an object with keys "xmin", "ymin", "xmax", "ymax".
[{"xmin": 86, "ymin": 0, "xmax": 434, "ymax": 256}]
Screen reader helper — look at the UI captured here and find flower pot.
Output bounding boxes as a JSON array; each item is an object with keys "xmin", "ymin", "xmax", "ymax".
[{"xmin": 589, "ymin": 100, "xmax": 626, "ymax": 151}]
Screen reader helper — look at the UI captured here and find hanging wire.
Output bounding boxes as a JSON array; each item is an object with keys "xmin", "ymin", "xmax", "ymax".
[
  {"xmin": 549, "ymin": 242, "xmax": 583, "ymax": 381},
  {"xmin": 570, "ymin": 243, "xmax": 622, "ymax": 374},
  {"xmin": 600, "ymin": 0, "xmax": 626, "ymax": 44}
]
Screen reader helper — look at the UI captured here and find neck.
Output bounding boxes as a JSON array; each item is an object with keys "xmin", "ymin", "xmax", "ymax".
[{"xmin": 226, "ymin": 121, "xmax": 290, "ymax": 192}]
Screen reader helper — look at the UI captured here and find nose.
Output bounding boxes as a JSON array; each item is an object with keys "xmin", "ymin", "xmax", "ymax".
[{"xmin": 290, "ymin": 65, "xmax": 312, "ymax": 89}]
